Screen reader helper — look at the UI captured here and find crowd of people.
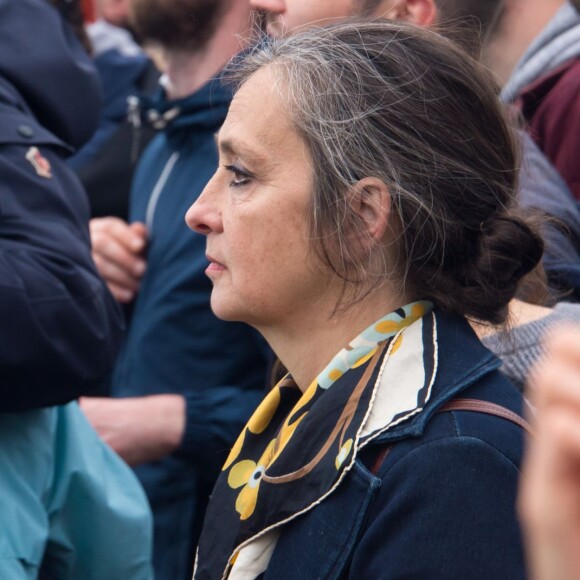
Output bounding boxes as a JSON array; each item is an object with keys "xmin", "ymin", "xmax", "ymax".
[{"xmin": 2, "ymin": 0, "xmax": 580, "ymax": 578}]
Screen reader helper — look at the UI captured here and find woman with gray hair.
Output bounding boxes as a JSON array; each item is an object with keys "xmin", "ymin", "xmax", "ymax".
[{"xmin": 187, "ymin": 20, "xmax": 539, "ymax": 579}]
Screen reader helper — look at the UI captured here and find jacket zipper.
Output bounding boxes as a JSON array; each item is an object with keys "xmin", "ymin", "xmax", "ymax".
[{"xmin": 145, "ymin": 151, "xmax": 180, "ymax": 231}]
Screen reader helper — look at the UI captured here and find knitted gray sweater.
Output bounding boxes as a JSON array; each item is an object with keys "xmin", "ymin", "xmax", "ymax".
[{"xmin": 482, "ymin": 302, "xmax": 580, "ymax": 390}]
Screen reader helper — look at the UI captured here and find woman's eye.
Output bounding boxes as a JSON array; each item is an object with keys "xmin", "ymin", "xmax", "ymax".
[{"xmin": 224, "ymin": 164, "xmax": 252, "ymax": 188}]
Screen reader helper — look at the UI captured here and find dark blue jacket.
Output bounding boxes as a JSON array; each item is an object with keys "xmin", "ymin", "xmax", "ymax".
[
  {"xmin": 111, "ymin": 78, "xmax": 270, "ymax": 580},
  {"xmin": 263, "ymin": 313, "xmax": 526, "ymax": 579},
  {"xmin": 0, "ymin": 0, "xmax": 124, "ymax": 409}
]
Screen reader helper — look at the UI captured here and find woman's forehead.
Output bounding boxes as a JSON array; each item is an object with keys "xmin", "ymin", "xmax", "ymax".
[
  {"xmin": 230, "ymin": 67, "xmax": 285, "ymax": 120},
  {"xmin": 219, "ymin": 69, "xmax": 299, "ymax": 155}
]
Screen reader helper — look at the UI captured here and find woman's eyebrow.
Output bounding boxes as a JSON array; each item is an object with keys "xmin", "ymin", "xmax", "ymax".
[{"xmin": 217, "ymin": 134, "xmax": 269, "ymax": 165}]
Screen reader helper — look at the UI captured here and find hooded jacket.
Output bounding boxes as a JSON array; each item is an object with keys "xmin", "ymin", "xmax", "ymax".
[
  {"xmin": 502, "ymin": 1, "xmax": 580, "ymax": 200},
  {"xmin": 0, "ymin": 0, "xmax": 124, "ymax": 408}
]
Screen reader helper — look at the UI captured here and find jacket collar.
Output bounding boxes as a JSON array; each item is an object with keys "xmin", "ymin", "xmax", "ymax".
[
  {"xmin": 136, "ymin": 73, "xmax": 232, "ymax": 134},
  {"xmin": 366, "ymin": 310, "xmax": 500, "ymax": 445}
]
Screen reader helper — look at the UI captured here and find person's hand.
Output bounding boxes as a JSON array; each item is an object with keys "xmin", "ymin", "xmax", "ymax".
[
  {"xmin": 519, "ymin": 328, "xmax": 580, "ymax": 580},
  {"xmin": 80, "ymin": 395, "xmax": 186, "ymax": 466},
  {"xmin": 90, "ymin": 218, "xmax": 148, "ymax": 303}
]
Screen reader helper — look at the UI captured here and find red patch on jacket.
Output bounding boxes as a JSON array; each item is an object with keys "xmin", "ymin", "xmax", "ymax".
[{"xmin": 25, "ymin": 146, "xmax": 52, "ymax": 179}]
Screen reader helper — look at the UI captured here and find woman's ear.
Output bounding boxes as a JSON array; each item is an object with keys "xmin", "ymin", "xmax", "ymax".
[{"xmin": 350, "ymin": 177, "xmax": 392, "ymax": 246}]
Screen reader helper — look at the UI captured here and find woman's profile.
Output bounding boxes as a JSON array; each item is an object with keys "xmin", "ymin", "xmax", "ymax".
[{"xmin": 186, "ymin": 20, "xmax": 542, "ymax": 579}]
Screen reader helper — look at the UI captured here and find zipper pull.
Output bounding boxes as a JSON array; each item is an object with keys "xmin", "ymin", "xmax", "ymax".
[{"xmin": 127, "ymin": 95, "xmax": 142, "ymax": 165}]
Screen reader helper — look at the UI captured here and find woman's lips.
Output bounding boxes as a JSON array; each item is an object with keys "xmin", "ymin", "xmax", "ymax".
[{"xmin": 206, "ymin": 255, "xmax": 226, "ymax": 274}]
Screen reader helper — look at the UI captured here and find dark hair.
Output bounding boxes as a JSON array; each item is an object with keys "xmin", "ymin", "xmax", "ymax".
[
  {"xmin": 227, "ymin": 20, "xmax": 544, "ymax": 324},
  {"xmin": 129, "ymin": 0, "xmax": 226, "ymax": 52},
  {"xmin": 49, "ymin": 0, "xmax": 92, "ymax": 54}
]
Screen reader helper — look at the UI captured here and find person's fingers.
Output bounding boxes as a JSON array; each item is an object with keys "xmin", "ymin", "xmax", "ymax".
[
  {"xmin": 92, "ymin": 250, "xmax": 142, "ymax": 288},
  {"xmin": 528, "ymin": 328, "xmax": 580, "ymax": 413},
  {"xmin": 531, "ymin": 360, "xmax": 580, "ymax": 417},
  {"xmin": 91, "ymin": 217, "xmax": 148, "ymax": 257},
  {"xmin": 543, "ymin": 407, "xmax": 580, "ymax": 467},
  {"xmin": 129, "ymin": 221, "xmax": 148, "ymax": 249},
  {"xmin": 108, "ymin": 280, "xmax": 138, "ymax": 304},
  {"xmin": 90, "ymin": 219, "xmax": 147, "ymax": 281},
  {"xmin": 519, "ymin": 406, "xmax": 580, "ymax": 533},
  {"xmin": 542, "ymin": 327, "xmax": 580, "ymax": 368}
]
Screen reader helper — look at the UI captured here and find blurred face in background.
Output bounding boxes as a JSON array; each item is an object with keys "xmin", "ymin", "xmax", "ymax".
[
  {"xmin": 97, "ymin": 0, "xmax": 133, "ymax": 26},
  {"xmin": 481, "ymin": 0, "xmax": 566, "ymax": 86},
  {"xmin": 250, "ymin": 0, "xmax": 487, "ymax": 58},
  {"xmin": 250, "ymin": 0, "xmax": 388, "ymax": 37}
]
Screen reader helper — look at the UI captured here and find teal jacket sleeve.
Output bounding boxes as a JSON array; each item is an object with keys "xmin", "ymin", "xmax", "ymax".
[{"xmin": 0, "ymin": 402, "xmax": 153, "ymax": 579}]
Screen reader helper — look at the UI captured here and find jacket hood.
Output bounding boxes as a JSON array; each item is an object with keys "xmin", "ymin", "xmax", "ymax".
[
  {"xmin": 134, "ymin": 74, "xmax": 232, "ymax": 147},
  {"xmin": 95, "ymin": 49, "xmax": 149, "ymax": 122},
  {"xmin": 501, "ymin": 2, "xmax": 580, "ymax": 103},
  {"xmin": 0, "ymin": 0, "xmax": 102, "ymax": 149}
]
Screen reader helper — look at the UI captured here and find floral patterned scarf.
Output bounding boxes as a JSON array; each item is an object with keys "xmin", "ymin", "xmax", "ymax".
[{"xmin": 195, "ymin": 300, "xmax": 435, "ymax": 579}]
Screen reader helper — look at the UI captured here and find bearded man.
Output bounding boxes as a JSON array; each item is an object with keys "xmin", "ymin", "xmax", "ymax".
[{"xmin": 84, "ymin": 2, "xmax": 270, "ymax": 578}]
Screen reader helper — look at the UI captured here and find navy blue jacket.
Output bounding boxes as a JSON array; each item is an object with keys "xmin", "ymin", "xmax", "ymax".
[
  {"xmin": 263, "ymin": 313, "xmax": 526, "ymax": 579},
  {"xmin": 111, "ymin": 78, "xmax": 270, "ymax": 580},
  {"xmin": 0, "ymin": 0, "xmax": 124, "ymax": 409}
]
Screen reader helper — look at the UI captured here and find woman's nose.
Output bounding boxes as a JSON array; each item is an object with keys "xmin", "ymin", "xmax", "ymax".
[{"xmin": 185, "ymin": 183, "xmax": 221, "ymax": 236}]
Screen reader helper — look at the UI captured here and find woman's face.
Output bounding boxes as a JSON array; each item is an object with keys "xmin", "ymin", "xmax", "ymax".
[{"xmin": 186, "ymin": 67, "xmax": 336, "ymax": 330}]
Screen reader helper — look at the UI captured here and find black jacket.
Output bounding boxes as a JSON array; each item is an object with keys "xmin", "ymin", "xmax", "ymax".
[{"xmin": 0, "ymin": 0, "xmax": 123, "ymax": 409}]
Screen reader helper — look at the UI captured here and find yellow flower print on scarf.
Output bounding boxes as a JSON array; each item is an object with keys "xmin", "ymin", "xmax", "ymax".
[
  {"xmin": 228, "ymin": 440, "xmax": 277, "ymax": 520},
  {"xmin": 267, "ymin": 378, "xmax": 316, "ymax": 466},
  {"xmin": 226, "ymin": 381, "xmax": 317, "ymax": 520},
  {"xmin": 222, "ymin": 388, "xmax": 281, "ymax": 471}
]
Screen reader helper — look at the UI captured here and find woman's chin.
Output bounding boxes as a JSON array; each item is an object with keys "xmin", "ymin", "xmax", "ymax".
[
  {"xmin": 209, "ymin": 302, "xmax": 235, "ymax": 321},
  {"xmin": 210, "ymin": 295, "xmax": 243, "ymax": 323}
]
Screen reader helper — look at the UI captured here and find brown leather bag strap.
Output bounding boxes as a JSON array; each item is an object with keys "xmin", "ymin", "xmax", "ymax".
[
  {"xmin": 438, "ymin": 398, "xmax": 533, "ymax": 435},
  {"xmin": 370, "ymin": 397, "xmax": 532, "ymax": 475}
]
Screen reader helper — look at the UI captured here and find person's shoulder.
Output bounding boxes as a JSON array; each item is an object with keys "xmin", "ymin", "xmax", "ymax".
[
  {"xmin": 0, "ymin": 77, "xmax": 70, "ymax": 154},
  {"xmin": 356, "ymin": 415, "xmax": 525, "ymax": 579},
  {"xmin": 522, "ymin": 57, "xmax": 580, "ymax": 122},
  {"xmin": 373, "ymin": 372, "xmax": 525, "ymax": 480}
]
